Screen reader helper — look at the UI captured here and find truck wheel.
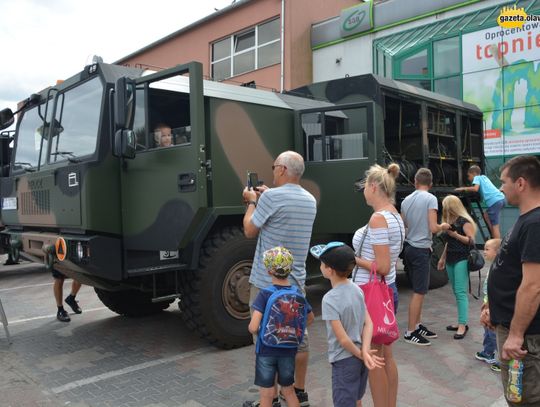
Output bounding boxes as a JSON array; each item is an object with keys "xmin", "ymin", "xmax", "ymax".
[
  {"xmin": 95, "ymin": 288, "xmax": 170, "ymax": 317},
  {"xmin": 429, "ymin": 236, "xmax": 448, "ymax": 290},
  {"xmin": 180, "ymin": 226, "xmax": 255, "ymax": 349}
]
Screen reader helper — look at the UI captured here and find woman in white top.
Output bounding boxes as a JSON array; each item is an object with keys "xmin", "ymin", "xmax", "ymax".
[{"xmin": 352, "ymin": 163, "xmax": 404, "ymax": 407}]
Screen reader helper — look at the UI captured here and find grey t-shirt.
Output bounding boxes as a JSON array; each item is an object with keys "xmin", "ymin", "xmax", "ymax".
[
  {"xmin": 322, "ymin": 281, "xmax": 366, "ymax": 363},
  {"xmin": 401, "ymin": 189, "xmax": 438, "ymax": 249}
]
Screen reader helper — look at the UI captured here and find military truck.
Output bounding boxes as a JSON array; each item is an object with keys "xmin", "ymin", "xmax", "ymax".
[{"xmin": 0, "ymin": 61, "xmax": 483, "ymax": 348}]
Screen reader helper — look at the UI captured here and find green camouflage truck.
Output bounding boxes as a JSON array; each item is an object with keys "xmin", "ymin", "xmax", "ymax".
[{"xmin": 0, "ymin": 61, "xmax": 483, "ymax": 348}]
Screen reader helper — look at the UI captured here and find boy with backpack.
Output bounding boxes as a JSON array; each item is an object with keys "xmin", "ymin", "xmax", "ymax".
[
  {"xmin": 245, "ymin": 246, "xmax": 314, "ymax": 407},
  {"xmin": 310, "ymin": 242, "xmax": 384, "ymax": 407}
]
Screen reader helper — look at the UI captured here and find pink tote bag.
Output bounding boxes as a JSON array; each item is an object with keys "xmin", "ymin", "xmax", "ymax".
[{"xmin": 359, "ymin": 262, "xmax": 399, "ymax": 345}]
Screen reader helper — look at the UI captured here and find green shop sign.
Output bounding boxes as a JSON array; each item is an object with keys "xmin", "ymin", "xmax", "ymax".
[{"xmin": 340, "ymin": 3, "xmax": 373, "ymax": 38}]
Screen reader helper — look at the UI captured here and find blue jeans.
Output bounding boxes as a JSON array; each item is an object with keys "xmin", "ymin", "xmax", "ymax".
[
  {"xmin": 254, "ymin": 355, "xmax": 295, "ymax": 388},
  {"xmin": 483, "ymin": 327, "xmax": 497, "ymax": 356}
]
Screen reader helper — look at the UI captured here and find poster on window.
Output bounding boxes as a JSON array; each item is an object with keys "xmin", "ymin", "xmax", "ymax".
[{"xmin": 462, "ymin": 24, "xmax": 540, "ymax": 156}]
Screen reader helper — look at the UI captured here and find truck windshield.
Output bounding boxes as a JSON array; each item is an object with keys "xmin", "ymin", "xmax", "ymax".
[
  {"xmin": 13, "ymin": 77, "xmax": 103, "ymax": 171},
  {"xmin": 49, "ymin": 78, "xmax": 103, "ymax": 162}
]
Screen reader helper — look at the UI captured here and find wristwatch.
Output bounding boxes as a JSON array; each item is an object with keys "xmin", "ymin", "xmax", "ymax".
[{"xmin": 247, "ymin": 200, "xmax": 257, "ymax": 207}]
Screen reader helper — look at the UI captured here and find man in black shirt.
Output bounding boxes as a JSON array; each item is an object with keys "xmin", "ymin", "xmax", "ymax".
[{"xmin": 483, "ymin": 155, "xmax": 540, "ymax": 406}]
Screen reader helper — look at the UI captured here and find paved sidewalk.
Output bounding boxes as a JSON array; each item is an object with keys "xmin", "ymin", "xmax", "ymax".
[{"xmin": 0, "ymin": 261, "xmax": 510, "ymax": 407}]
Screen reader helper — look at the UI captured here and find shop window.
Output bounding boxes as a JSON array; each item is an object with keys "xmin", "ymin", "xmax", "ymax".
[
  {"xmin": 400, "ymin": 49, "xmax": 428, "ymax": 76},
  {"xmin": 434, "ymin": 37, "xmax": 460, "ymax": 77},
  {"xmin": 434, "ymin": 76, "xmax": 461, "ymax": 99},
  {"xmin": 211, "ymin": 18, "xmax": 280, "ymax": 81}
]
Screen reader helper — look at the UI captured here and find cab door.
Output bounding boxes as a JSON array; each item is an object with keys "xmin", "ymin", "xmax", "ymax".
[
  {"xmin": 119, "ymin": 63, "xmax": 207, "ymax": 272},
  {"xmin": 295, "ymin": 102, "xmax": 375, "ymax": 235}
]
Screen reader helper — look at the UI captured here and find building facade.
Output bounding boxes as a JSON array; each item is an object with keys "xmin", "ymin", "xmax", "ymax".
[
  {"xmin": 311, "ymin": 0, "xmax": 540, "ymax": 178},
  {"xmin": 117, "ymin": 0, "xmax": 359, "ymax": 92}
]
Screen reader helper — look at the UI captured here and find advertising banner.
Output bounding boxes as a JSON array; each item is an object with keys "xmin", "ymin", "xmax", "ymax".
[{"xmin": 462, "ymin": 23, "xmax": 540, "ymax": 156}]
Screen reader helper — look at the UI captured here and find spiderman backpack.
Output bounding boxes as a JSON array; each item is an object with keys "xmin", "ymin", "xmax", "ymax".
[{"xmin": 256, "ymin": 285, "xmax": 308, "ymax": 353}]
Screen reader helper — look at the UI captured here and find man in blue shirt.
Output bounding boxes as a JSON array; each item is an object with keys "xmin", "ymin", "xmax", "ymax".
[{"xmin": 456, "ymin": 165, "xmax": 505, "ymax": 238}]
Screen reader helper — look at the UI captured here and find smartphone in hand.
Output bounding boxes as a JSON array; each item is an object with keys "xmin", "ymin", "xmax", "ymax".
[{"xmin": 247, "ymin": 172, "xmax": 259, "ymax": 191}]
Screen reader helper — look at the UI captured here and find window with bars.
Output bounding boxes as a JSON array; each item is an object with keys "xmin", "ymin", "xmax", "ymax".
[{"xmin": 211, "ymin": 18, "xmax": 281, "ymax": 81}]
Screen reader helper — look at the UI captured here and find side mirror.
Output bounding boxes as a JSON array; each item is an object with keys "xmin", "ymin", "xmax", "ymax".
[
  {"xmin": 114, "ymin": 77, "xmax": 136, "ymax": 129},
  {"xmin": 0, "ymin": 108, "xmax": 14, "ymax": 130},
  {"xmin": 114, "ymin": 129, "xmax": 136, "ymax": 159}
]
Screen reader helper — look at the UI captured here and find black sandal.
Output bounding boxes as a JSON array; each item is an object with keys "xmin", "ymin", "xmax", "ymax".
[
  {"xmin": 453, "ymin": 325, "xmax": 469, "ymax": 340},
  {"xmin": 446, "ymin": 325, "xmax": 459, "ymax": 331}
]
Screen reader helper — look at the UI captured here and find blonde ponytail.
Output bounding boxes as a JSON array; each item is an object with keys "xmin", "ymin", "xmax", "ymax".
[{"xmin": 363, "ymin": 163, "xmax": 400, "ymax": 203}]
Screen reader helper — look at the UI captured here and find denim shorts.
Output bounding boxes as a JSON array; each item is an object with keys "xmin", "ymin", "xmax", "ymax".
[
  {"xmin": 331, "ymin": 356, "xmax": 368, "ymax": 406},
  {"xmin": 402, "ymin": 243, "xmax": 431, "ymax": 294},
  {"xmin": 487, "ymin": 199, "xmax": 505, "ymax": 226},
  {"xmin": 388, "ymin": 281, "xmax": 399, "ymax": 312},
  {"xmin": 254, "ymin": 355, "xmax": 295, "ymax": 388}
]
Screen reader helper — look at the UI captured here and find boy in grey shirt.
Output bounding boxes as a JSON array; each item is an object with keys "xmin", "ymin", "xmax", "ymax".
[
  {"xmin": 401, "ymin": 168, "xmax": 449, "ymax": 346},
  {"xmin": 310, "ymin": 242, "xmax": 383, "ymax": 407}
]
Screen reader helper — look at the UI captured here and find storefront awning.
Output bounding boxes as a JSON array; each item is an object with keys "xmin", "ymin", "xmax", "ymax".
[{"xmin": 375, "ymin": 0, "xmax": 540, "ymax": 57}]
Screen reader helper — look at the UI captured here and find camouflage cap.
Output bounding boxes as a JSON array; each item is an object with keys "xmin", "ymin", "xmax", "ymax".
[{"xmin": 263, "ymin": 246, "xmax": 294, "ymax": 278}]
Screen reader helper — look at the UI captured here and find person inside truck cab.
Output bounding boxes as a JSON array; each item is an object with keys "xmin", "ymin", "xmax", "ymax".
[{"xmin": 153, "ymin": 123, "xmax": 174, "ymax": 148}]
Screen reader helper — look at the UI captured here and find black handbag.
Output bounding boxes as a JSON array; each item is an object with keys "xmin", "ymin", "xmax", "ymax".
[{"xmin": 467, "ymin": 241, "xmax": 485, "ymax": 272}]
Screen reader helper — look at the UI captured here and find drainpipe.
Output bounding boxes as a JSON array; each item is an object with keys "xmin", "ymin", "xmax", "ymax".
[{"xmin": 280, "ymin": 0, "xmax": 285, "ymax": 93}]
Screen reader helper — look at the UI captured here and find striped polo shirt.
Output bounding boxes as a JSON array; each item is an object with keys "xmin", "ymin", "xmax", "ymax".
[
  {"xmin": 352, "ymin": 210, "xmax": 404, "ymax": 285},
  {"xmin": 250, "ymin": 183, "xmax": 317, "ymax": 289}
]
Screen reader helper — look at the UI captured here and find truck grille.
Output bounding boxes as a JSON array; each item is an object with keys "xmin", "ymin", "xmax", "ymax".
[{"xmin": 21, "ymin": 191, "xmax": 50, "ymax": 215}]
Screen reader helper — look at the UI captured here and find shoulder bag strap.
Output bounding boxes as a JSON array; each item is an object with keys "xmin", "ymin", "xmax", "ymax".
[{"xmin": 352, "ymin": 225, "xmax": 369, "ymax": 282}]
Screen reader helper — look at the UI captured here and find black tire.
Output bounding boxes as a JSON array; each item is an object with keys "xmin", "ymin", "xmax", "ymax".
[
  {"xmin": 179, "ymin": 226, "xmax": 255, "ymax": 349},
  {"xmin": 429, "ymin": 236, "xmax": 449, "ymax": 289},
  {"xmin": 95, "ymin": 288, "xmax": 170, "ymax": 317}
]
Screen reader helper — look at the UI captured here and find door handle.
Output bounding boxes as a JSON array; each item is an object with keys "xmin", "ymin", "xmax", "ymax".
[{"xmin": 178, "ymin": 172, "xmax": 196, "ymax": 192}]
